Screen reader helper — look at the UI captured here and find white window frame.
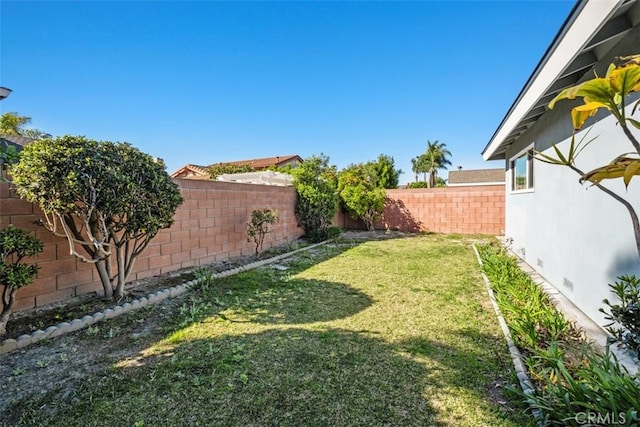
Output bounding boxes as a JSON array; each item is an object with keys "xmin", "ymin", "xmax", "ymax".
[{"xmin": 509, "ymin": 144, "xmax": 534, "ymax": 193}]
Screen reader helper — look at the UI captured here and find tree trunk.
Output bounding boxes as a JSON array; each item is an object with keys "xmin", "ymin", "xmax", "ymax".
[
  {"xmin": 95, "ymin": 258, "xmax": 113, "ymax": 299},
  {"xmin": 0, "ymin": 300, "xmax": 13, "ymax": 337},
  {"xmin": 115, "ymin": 246, "xmax": 127, "ymax": 299}
]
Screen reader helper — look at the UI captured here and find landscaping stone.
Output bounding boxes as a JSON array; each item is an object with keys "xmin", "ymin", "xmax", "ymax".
[
  {"xmin": 31, "ymin": 330, "xmax": 46, "ymax": 342},
  {"xmin": 16, "ymin": 334, "xmax": 32, "ymax": 348},
  {"xmin": 2, "ymin": 239, "xmax": 327, "ymax": 354},
  {"xmin": 0, "ymin": 338, "xmax": 17, "ymax": 353},
  {"xmin": 69, "ymin": 319, "xmax": 84, "ymax": 332},
  {"xmin": 43, "ymin": 326, "xmax": 58, "ymax": 338}
]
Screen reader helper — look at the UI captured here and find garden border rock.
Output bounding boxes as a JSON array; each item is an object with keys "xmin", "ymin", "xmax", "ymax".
[
  {"xmin": 0, "ymin": 241, "xmax": 327, "ymax": 355},
  {"xmin": 471, "ymin": 243, "xmax": 543, "ymax": 425}
]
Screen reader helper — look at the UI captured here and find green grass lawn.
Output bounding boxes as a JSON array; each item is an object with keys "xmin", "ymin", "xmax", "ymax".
[{"xmin": 12, "ymin": 234, "xmax": 532, "ymax": 426}]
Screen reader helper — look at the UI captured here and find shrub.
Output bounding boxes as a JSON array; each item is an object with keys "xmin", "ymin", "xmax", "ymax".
[
  {"xmin": 290, "ymin": 154, "xmax": 339, "ymax": 239},
  {"xmin": 207, "ymin": 163, "xmax": 254, "ymax": 179},
  {"xmin": 525, "ymin": 348, "xmax": 640, "ymax": 426},
  {"xmin": 601, "ymin": 275, "xmax": 640, "ymax": 361},
  {"xmin": 247, "ymin": 209, "xmax": 279, "ymax": 258},
  {"xmin": 478, "ymin": 244, "xmax": 640, "ymax": 424},
  {"xmin": 407, "ymin": 181, "xmax": 429, "ymax": 188},
  {"xmin": 338, "ymin": 163, "xmax": 386, "ymax": 231},
  {"xmin": 0, "ymin": 226, "xmax": 43, "ymax": 336},
  {"xmin": 10, "ymin": 135, "xmax": 183, "ymax": 300}
]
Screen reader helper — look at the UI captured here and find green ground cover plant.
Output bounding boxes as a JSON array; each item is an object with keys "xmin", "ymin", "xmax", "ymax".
[
  {"xmin": 6, "ymin": 234, "xmax": 530, "ymax": 426},
  {"xmin": 478, "ymin": 243, "xmax": 640, "ymax": 426}
]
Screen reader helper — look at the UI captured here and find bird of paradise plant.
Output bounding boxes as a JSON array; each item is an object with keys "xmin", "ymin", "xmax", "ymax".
[{"xmin": 536, "ymin": 54, "xmax": 640, "ymax": 257}]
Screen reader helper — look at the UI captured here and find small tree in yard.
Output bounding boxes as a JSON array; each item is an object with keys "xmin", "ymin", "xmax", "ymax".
[
  {"xmin": 291, "ymin": 154, "xmax": 339, "ymax": 242},
  {"xmin": 338, "ymin": 163, "xmax": 386, "ymax": 231},
  {"xmin": 247, "ymin": 209, "xmax": 279, "ymax": 258},
  {"xmin": 10, "ymin": 135, "xmax": 183, "ymax": 300},
  {"xmin": 542, "ymin": 54, "xmax": 640, "ymax": 356},
  {"xmin": 0, "ymin": 226, "xmax": 43, "ymax": 336}
]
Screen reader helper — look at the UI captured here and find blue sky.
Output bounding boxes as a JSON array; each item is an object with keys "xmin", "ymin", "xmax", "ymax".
[{"xmin": 1, "ymin": 0, "xmax": 574, "ymax": 184}]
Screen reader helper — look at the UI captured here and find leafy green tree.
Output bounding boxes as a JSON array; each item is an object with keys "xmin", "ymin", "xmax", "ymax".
[
  {"xmin": 0, "ymin": 112, "xmax": 49, "ymax": 139},
  {"xmin": 0, "ymin": 226, "xmax": 43, "ymax": 336},
  {"xmin": 338, "ymin": 163, "xmax": 386, "ymax": 231},
  {"xmin": 207, "ymin": 163, "xmax": 254, "ymax": 179},
  {"xmin": 10, "ymin": 135, "xmax": 184, "ymax": 300},
  {"xmin": 290, "ymin": 154, "xmax": 339, "ymax": 241},
  {"xmin": 373, "ymin": 154, "xmax": 402, "ymax": 189},
  {"xmin": 0, "ymin": 112, "xmax": 31, "ymax": 135}
]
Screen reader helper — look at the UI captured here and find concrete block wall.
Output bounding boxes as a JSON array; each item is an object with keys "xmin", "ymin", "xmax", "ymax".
[
  {"xmin": 0, "ymin": 179, "xmax": 303, "ymax": 311},
  {"xmin": 336, "ymin": 185, "xmax": 505, "ymax": 235}
]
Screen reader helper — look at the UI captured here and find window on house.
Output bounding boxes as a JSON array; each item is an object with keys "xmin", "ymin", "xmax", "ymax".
[{"xmin": 510, "ymin": 148, "xmax": 534, "ymax": 191}]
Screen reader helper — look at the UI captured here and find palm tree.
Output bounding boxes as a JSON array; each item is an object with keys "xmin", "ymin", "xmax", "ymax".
[
  {"xmin": 410, "ymin": 157, "xmax": 419, "ymax": 182},
  {"xmin": 424, "ymin": 140, "xmax": 452, "ymax": 188}
]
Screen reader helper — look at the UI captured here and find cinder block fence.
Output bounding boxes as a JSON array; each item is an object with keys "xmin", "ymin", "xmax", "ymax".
[
  {"xmin": 337, "ymin": 185, "xmax": 505, "ymax": 235},
  {"xmin": 1, "ymin": 180, "xmax": 504, "ymax": 311},
  {"xmin": 0, "ymin": 179, "xmax": 303, "ymax": 311}
]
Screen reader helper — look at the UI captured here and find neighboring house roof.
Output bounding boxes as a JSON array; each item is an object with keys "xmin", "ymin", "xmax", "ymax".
[
  {"xmin": 448, "ymin": 168, "xmax": 505, "ymax": 186},
  {"xmin": 217, "ymin": 170, "xmax": 293, "ymax": 186},
  {"xmin": 210, "ymin": 155, "xmax": 303, "ymax": 169},
  {"xmin": 0, "ymin": 134, "xmax": 35, "ymax": 149},
  {"xmin": 171, "ymin": 155, "xmax": 303, "ymax": 179},
  {"xmin": 482, "ymin": 0, "xmax": 639, "ymax": 161},
  {"xmin": 170, "ymin": 164, "xmax": 210, "ymax": 179}
]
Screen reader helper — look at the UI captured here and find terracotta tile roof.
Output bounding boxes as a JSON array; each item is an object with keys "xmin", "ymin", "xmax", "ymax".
[
  {"xmin": 448, "ymin": 168, "xmax": 505, "ymax": 185},
  {"xmin": 0, "ymin": 134, "xmax": 36, "ymax": 148},
  {"xmin": 209, "ymin": 155, "xmax": 302, "ymax": 169},
  {"xmin": 171, "ymin": 155, "xmax": 303, "ymax": 178}
]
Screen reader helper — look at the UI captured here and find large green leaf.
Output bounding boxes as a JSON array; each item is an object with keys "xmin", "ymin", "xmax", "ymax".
[{"xmin": 580, "ymin": 156, "xmax": 640, "ymax": 188}]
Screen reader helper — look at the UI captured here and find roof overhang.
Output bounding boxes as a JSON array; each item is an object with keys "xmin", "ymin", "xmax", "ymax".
[{"xmin": 482, "ymin": 0, "xmax": 637, "ymax": 161}]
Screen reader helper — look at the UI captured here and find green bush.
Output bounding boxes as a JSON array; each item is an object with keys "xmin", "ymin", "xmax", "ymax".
[
  {"xmin": 478, "ymin": 244, "xmax": 640, "ymax": 424},
  {"xmin": 290, "ymin": 154, "xmax": 339, "ymax": 239},
  {"xmin": 247, "ymin": 209, "xmax": 279, "ymax": 258},
  {"xmin": 407, "ymin": 181, "xmax": 429, "ymax": 188},
  {"xmin": 0, "ymin": 226, "xmax": 43, "ymax": 336},
  {"xmin": 601, "ymin": 275, "xmax": 640, "ymax": 361}
]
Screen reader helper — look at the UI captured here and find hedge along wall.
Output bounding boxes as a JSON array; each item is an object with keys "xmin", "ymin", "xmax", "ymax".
[
  {"xmin": 337, "ymin": 185, "xmax": 505, "ymax": 235},
  {"xmin": 0, "ymin": 179, "xmax": 303, "ymax": 311}
]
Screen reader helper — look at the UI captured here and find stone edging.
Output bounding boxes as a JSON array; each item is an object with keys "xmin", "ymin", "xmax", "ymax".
[
  {"xmin": 0, "ymin": 241, "xmax": 328, "ymax": 355},
  {"xmin": 471, "ymin": 244, "xmax": 543, "ymax": 425}
]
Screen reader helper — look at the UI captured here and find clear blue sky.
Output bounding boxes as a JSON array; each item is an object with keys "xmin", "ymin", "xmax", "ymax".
[{"xmin": 1, "ymin": 0, "xmax": 574, "ymax": 184}]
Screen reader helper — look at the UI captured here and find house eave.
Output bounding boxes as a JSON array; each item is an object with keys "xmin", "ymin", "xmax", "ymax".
[{"xmin": 482, "ymin": 0, "xmax": 633, "ymax": 161}]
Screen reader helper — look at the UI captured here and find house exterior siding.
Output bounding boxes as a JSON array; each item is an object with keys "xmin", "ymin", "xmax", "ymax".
[{"xmin": 505, "ymin": 99, "xmax": 640, "ymax": 325}]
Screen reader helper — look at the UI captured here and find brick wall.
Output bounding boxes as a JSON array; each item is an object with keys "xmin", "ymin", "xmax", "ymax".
[
  {"xmin": 336, "ymin": 185, "xmax": 505, "ymax": 235},
  {"xmin": 0, "ymin": 179, "xmax": 303, "ymax": 311}
]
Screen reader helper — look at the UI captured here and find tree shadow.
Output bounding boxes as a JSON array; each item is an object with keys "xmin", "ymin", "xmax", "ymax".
[
  {"xmin": 380, "ymin": 197, "xmax": 423, "ymax": 232},
  {"xmin": 17, "ymin": 328, "xmax": 445, "ymax": 426},
  {"xmin": 211, "ymin": 275, "xmax": 374, "ymax": 325},
  {"xmin": 397, "ymin": 328, "xmax": 535, "ymax": 426}
]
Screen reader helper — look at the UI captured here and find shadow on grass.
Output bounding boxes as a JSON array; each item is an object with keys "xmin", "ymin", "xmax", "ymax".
[
  {"xmin": 12, "ymin": 328, "xmax": 444, "ymax": 427},
  {"xmin": 212, "ymin": 276, "xmax": 375, "ymax": 325},
  {"xmin": 398, "ymin": 328, "xmax": 534, "ymax": 426}
]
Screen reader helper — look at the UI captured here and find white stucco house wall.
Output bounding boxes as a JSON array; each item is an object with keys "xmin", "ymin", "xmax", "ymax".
[{"xmin": 482, "ymin": 0, "xmax": 640, "ymax": 326}]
